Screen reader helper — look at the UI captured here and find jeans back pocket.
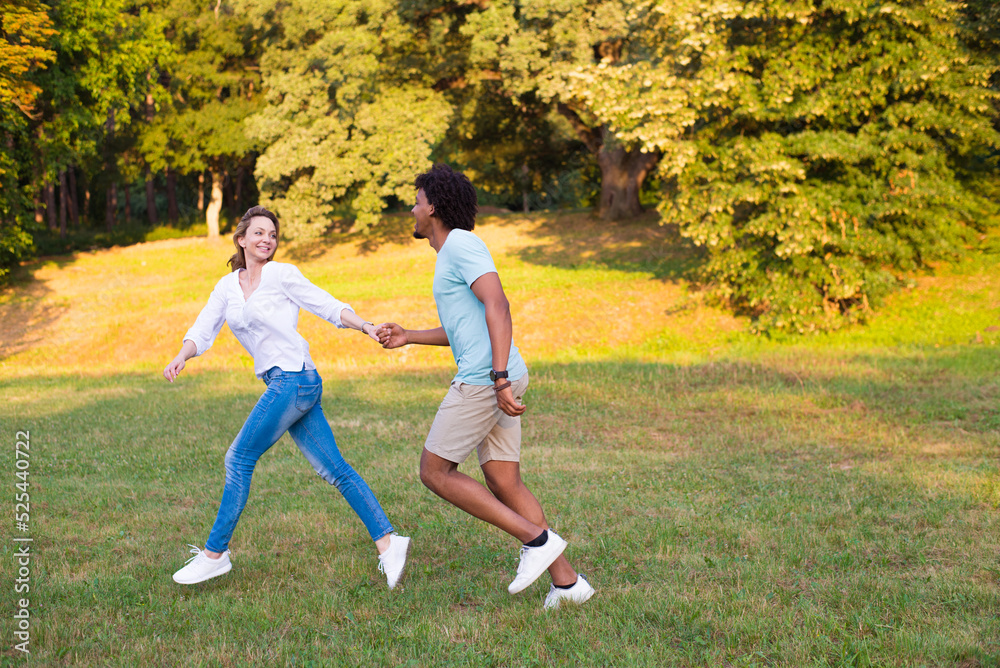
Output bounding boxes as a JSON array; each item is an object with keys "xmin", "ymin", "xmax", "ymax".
[{"xmin": 295, "ymin": 383, "xmax": 321, "ymax": 412}]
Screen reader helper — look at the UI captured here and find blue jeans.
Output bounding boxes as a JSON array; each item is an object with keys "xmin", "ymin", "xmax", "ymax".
[{"xmin": 205, "ymin": 367, "xmax": 394, "ymax": 553}]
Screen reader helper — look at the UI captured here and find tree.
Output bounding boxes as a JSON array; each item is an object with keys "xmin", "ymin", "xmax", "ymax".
[
  {"xmin": 0, "ymin": 0, "xmax": 55, "ymax": 280},
  {"xmin": 25, "ymin": 0, "xmax": 169, "ymax": 236},
  {"xmin": 244, "ymin": 0, "xmax": 451, "ymax": 238},
  {"xmin": 140, "ymin": 0, "xmax": 263, "ymax": 237},
  {"xmin": 439, "ymin": 83, "xmax": 591, "ymax": 213},
  {"xmin": 601, "ymin": 0, "xmax": 1000, "ymax": 332},
  {"xmin": 0, "ymin": 0, "xmax": 55, "ymax": 117},
  {"xmin": 460, "ymin": 0, "xmax": 663, "ymax": 220}
]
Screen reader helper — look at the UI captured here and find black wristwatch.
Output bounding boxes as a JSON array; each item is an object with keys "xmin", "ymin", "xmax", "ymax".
[{"xmin": 489, "ymin": 369, "xmax": 509, "ymax": 382}]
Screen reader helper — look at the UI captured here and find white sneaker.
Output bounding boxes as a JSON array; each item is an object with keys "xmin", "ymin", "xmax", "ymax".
[
  {"xmin": 172, "ymin": 545, "xmax": 232, "ymax": 584},
  {"xmin": 508, "ymin": 530, "xmax": 568, "ymax": 594},
  {"xmin": 544, "ymin": 574, "xmax": 595, "ymax": 610},
  {"xmin": 378, "ymin": 534, "xmax": 411, "ymax": 589}
]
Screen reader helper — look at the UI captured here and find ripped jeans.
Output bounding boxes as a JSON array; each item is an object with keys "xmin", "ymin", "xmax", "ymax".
[{"xmin": 204, "ymin": 366, "xmax": 394, "ymax": 553}]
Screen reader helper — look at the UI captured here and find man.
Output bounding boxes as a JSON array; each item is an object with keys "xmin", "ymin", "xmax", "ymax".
[{"xmin": 376, "ymin": 164, "xmax": 594, "ymax": 609}]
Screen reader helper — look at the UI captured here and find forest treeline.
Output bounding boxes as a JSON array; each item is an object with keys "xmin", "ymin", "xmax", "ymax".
[{"xmin": 2, "ymin": 0, "xmax": 998, "ymax": 331}]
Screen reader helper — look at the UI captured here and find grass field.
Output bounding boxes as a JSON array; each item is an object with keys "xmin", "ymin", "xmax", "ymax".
[{"xmin": 1, "ymin": 211, "xmax": 998, "ymax": 666}]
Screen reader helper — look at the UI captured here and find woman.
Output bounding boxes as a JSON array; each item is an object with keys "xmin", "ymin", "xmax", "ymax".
[{"xmin": 163, "ymin": 206, "xmax": 410, "ymax": 588}]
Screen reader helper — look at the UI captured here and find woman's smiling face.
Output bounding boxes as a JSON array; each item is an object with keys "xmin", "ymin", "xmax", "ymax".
[{"xmin": 240, "ymin": 216, "xmax": 278, "ymax": 263}]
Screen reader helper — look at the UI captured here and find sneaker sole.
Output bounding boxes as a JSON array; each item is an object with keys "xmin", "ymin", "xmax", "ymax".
[
  {"xmin": 172, "ymin": 561, "xmax": 232, "ymax": 585},
  {"xmin": 508, "ymin": 536, "xmax": 568, "ymax": 594},
  {"xmin": 545, "ymin": 586, "xmax": 595, "ymax": 610}
]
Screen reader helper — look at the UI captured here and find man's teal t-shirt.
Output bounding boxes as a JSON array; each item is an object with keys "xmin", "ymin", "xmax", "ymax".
[{"xmin": 433, "ymin": 229, "xmax": 528, "ymax": 385}]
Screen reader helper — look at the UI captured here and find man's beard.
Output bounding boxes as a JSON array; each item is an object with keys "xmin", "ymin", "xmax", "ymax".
[{"xmin": 413, "ymin": 229, "xmax": 426, "ymax": 240}]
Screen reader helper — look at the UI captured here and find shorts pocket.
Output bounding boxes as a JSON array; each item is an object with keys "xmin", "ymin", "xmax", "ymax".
[{"xmin": 295, "ymin": 383, "xmax": 321, "ymax": 412}]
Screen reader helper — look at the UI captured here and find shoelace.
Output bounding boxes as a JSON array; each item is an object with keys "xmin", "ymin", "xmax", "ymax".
[
  {"xmin": 514, "ymin": 545, "xmax": 530, "ymax": 574},
  {"xmin": 377, "ymin": 546, "xmax": 392, "ymax": 574},
  {"xmin": 182, "ymin": 544, "xmax": 204, "ymax": 564}
]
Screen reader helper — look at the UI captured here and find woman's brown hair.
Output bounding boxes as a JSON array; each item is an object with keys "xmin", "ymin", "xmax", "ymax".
[{"xmin": 228, "ymin": 206, "xmax": 280, "ymax": 270}]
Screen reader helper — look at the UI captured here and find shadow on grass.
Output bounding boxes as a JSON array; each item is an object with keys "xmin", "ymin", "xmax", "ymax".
[
  {"xmin": 508, "ymin": 210, "xmax": 706, "ymax": 282},
  {"xmin": 3, "ymin": 350, "xmax": 997, "ymax": 664},
  {"xmin": 0, "ymin": 257, "xmax": 78, "ymax": 361},
  {"xmin": 415, "ymin": 208, "xmax": 707, "ymax": 283},
  {"xmin": 282, "ymin": 208, "xmax": 705, "ymax": 284},
  {"xmin": 282, "ymin": 214, "xmax": 415, "ymax": 264},
  {"xmin": 5, "ymin": 346, "xmax": 997, "ymax": 483}
]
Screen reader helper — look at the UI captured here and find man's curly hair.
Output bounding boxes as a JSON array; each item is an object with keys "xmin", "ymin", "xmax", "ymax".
[{"xmin": 415, "ymin": 164, "xmax": 478, "ymax": 231}]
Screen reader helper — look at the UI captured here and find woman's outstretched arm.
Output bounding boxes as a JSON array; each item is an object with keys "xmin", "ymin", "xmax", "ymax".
[{"xmin": 339, "ymin": 308, "xmax": 382, "ymax": 342}]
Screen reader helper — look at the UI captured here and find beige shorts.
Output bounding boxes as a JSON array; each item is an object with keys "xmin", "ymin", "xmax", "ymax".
[{"xmin": 424, "ymin": 373, "xmax": 530, "ymax": 466}]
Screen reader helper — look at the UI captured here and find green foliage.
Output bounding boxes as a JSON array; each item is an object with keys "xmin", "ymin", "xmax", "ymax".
[
  {"xmin": 0, "ymin": 0, "xmax": 54, "ymax": 281},
  {"xmin": 139, "ymin": 0, "xmax": 263, "ymax": 178},
  {"xmin": 438, "ymin": 84, "xmax": 591, "ymax": 210},
  {"xmin": 245, "ymin": 0, "xmax": 451, "ymax": 237},
  {"xmin": 602, "ymin": 0, "xmax": 1000, "ymax": 333},
  {"xmin": 460, "ymin": 0, "xmax": 666, "ymax": 219},
  {"xmin": 0, "ymin": 103, "xmax": 37, "ymax": 282},
  {"xmin": 6, "ymin": 0, "xmax": 171, "ymax": 245},
  {"xmin": 4, "ymin": 0, "xmax": 1000, "ymax": 336},
  {"xmin": 0, "ymin": 0, "xmax": 56, "ymax": 114},
  {"xmin": 34, "ymin": 0, "xmax": 170, "ymax": 175}
]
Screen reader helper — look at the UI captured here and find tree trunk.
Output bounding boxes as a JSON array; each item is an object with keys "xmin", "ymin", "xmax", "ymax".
[
  {"xmin": 105, "ymin": 107, "xmax": 116, "ymax": 231},
  {"xmin": 197, "ymin": 171, "xmax": 205, "ymax": 211},
  {"xmin": 106, "ymin": 182, "xmax": 117, "ymax": 232},
  {"xmin": 556, "ymin": 104, "xmax": 659, "ymax": 221},
  {"xmin": 34, "ymin": 173, "xmax": 44, "ymax": 224},
  {"xmin": 206, "ymin": 168, "xmax": 223, "ymax": 238},
  {"xmin": 58, "ymin": 170, "xmax": 68, "ymax": 238},
  {"xmin": 223, "ymin": 170, "xmax": 234, "ymax": 218},
  {"xmin": 123, "ymin": 183, "xmax": 132, "ymax": 222},
  {"xmin": 1, "ymin": 132, "xmax": 14, "ymax": 223},
  {"xmin": 234, "ymin": 165, "xmax": 244, "ymax": 216},
  {"xmin": 67, "ymin": 166, "xmax": 79, "ymax": 227},
  {"xmin": 521, "ymin": 163, "xmax": 530, "ymax": 213},
  {"xmin": 166, "ymin": 167, "xmax": 179, "ymax": 222},
  {"xmin": 45, "ymin": 182, "xmax": 56, "ymax": 230},
  {"xmin": 145, "ymin": 167, "xmax": 158, "ymax": 226},
  {"xmin": 596, "ymin": 142, "xmax": 659, "ymax": 221}
]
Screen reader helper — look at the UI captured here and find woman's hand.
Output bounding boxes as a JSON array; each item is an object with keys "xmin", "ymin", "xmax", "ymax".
[
  {"xmin": 163, "ymin": 357, "xmax": 186, "ymax": 382},
  {"xmin": 164, "ymin": 340, "xmax": 197, "ymax": 382},
  {"xmin": 360, "ymin": 322, "xmax": 381, "ymax": 343}
]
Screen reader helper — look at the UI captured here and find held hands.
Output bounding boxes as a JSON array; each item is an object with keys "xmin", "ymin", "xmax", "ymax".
[{"xmin": 374, "ymin": 322, "xmax": 408, "ymax": 349}]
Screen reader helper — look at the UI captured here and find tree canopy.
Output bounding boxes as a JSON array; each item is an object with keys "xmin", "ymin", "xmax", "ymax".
[
  {"xmin": 632, "ymin": 0, "xmax": 1000, "ymax": 332},
  {"xmin": 1, "ymin": 0, "xmax": 998, "ymax": 332}
]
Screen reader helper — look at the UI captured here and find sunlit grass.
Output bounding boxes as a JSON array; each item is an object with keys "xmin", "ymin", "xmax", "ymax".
[{"xmin": 1, "ymin": 211, "xmax": 998, "ymax": 666}]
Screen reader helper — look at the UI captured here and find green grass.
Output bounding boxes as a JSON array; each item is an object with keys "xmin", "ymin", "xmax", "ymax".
[{"xmin": 1, "ymin": 211, "xmax": 998, "ymax": 666}]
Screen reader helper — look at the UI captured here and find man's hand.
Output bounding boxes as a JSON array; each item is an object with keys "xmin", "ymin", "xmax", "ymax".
[
  {"xmin": 376, "ymin": 322, "xmax": 408, "ymax": 349},
  {"xmin": 494, "ymin": 383, "xmax": 526, "ymax": 417}
]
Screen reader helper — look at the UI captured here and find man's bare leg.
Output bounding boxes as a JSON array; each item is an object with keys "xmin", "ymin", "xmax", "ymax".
[
  {"xmin": 419, "ymin": 448, "xmax": 542, "ymax": 543},
  {"xmin": 481, "ymin": 459, "xmax": 578, "ymax": 587}
]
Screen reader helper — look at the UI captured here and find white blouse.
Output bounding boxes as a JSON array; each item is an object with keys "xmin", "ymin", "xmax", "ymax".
[{"xmin": 183, "ymin": 261, "xmax": 353, "ymax": 378}]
